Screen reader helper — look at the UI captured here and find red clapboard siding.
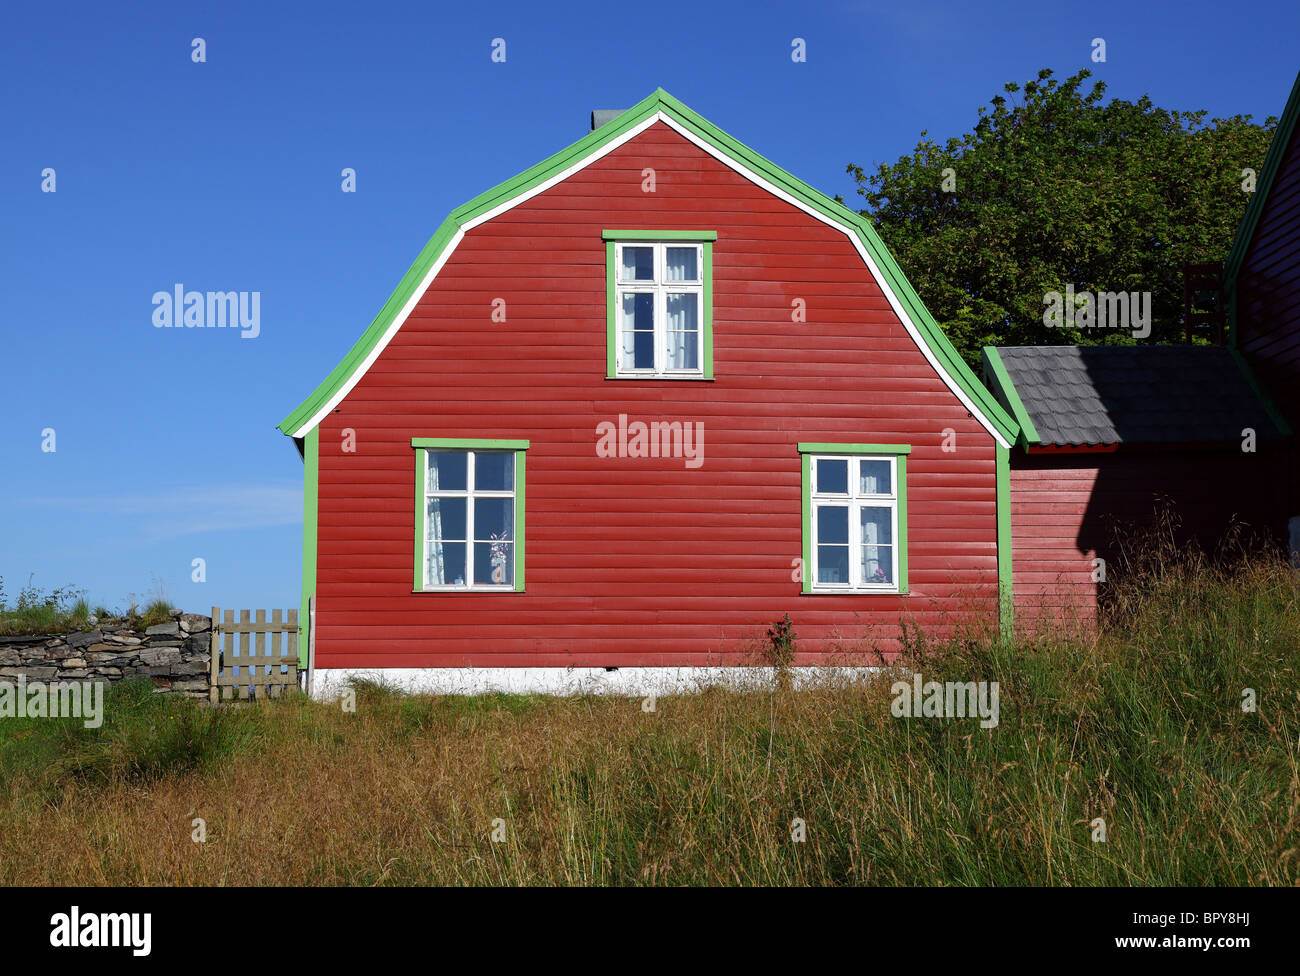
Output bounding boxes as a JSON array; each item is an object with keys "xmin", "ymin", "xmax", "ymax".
[
  {"xmin": 313, "ymin": 121, "xmax": 1001, "ymax": 668},
  {"xmin": 1011, "ymin": 449, "xmax": 1288, "ymax": 634},
  {"xmin": 1237, "ymin": 117, "xmax": 1300, "ymax": 515}
]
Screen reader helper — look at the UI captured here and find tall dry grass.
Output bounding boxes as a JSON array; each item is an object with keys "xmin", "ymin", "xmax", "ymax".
[{"xmin": 1, "ymin": 544, "xmax": 1297, "ymax": 885}]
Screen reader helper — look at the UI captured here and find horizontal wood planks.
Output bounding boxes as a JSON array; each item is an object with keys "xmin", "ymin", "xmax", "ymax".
[
  {"xmin": 1236, "ymin": 119, "xmax": 1300, "ymax": 515},
  {"xmin": 313, "ymin": 121, "xmax": 1000, "ymax": 667},
  {"xmin": 1010, "ymin": 449, "xmax": 1288, "ymax": 634}
]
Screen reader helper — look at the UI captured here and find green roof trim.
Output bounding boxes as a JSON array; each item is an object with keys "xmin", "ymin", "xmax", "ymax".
[
  {"xmin": 1227, "ymin": 346, "xmax": 1294, "ymax": 437},
  {"xmin": 602, "ymin": 229, "xmax": 718, "ymax": 241},
  {"xmin": 995, "ymin": 442, "xmax": 1013, "ymax": 641},
  {"xmin": 981, "ymin": 346, "xmax": 1041, "ymax": 448},
  {"xmin": 277, "ymin": 88, "xmax": 1019, "ymax": 446},
  {"xmin": 797, "ymin": 442, "xmax": 912, "ymax": 455},
  {"xmin": 298, "ymin": 427, "xmax": 318, "ymax": 670},
  {"xmin": 1225, "ymin": 69, "xmax": 1300, "ymax": 347}
]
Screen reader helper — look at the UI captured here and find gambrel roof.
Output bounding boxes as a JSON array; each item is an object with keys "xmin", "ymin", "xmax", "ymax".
[{"xmin": 276, "ymin": 88, "xmax": 1019, "ymax": 447}]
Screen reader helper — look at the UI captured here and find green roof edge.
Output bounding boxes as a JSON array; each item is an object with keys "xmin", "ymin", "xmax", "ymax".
[
  {"xmin": 1225, "ymin": 69, "xmax": 1300, "ymax": 348},
  {"xmin": 1227, "ymin": 346, "xmax": 1294, "ymax": 437},
  {"xmin": 980, "ymin": 346, "xmax": 1040, "ymax": 448},
  {"xmin": 277, "ymin": 88, "xmax": 1019, "ymax": 445}
]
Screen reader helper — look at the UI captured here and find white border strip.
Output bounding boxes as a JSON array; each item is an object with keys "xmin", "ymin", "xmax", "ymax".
[
  {"xmin": 309, "ymin": 666, "xmax": 882, "ymax": 699},
  {"xmin": 292, "ymin": 110, "xmax": 1009, "ymax": 448}
]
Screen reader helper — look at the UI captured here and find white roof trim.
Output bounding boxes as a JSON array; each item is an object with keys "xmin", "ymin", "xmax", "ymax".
[{"xmin": 292, "ymin": 111, "xmax": 1009, "ymax": 448}]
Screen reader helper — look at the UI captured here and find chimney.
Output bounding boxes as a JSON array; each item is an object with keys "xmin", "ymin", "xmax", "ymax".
[{"xmin": 590, "ymin": 110, "xmax": 626, "ymax": 132}]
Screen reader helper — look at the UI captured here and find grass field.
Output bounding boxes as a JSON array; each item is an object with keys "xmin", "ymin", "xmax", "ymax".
[{"xmin": 1, "ymin": 544, "xmax": 1297, "ymax": 886}]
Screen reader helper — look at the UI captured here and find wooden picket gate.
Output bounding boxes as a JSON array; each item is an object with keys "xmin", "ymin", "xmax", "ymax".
[{"xmin": 209, "ymin": 607, "xmax": 300, "ymax": 702}]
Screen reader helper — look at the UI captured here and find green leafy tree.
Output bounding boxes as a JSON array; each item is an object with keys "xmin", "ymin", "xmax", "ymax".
[{"xmin": 844, "ymin": 69, "xmax": 1277, "ymax": 367}]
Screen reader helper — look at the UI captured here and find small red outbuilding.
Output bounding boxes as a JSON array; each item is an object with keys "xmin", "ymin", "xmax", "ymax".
[{"xmin": 981, "ymin": 344, "xmax": 1290, "ymax": 632}]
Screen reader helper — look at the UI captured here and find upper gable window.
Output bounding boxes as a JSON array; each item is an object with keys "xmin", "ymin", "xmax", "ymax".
[{"xmin": 603, "ymin": 231, "xmax": 715, "ymax": 380}]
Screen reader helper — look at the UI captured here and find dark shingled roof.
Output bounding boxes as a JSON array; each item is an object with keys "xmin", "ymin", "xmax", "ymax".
[{"xmin": 984, "ymin": 345, "xmax": 1287, "ymax": 447}]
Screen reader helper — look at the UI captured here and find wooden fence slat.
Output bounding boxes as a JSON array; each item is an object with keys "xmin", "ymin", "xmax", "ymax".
[
  {"xmin": 254, "ymin": 610, "xmax": 266, "ymax": 700},
  {"xmin": 209, "ymin": 606, "xmax": 220, "ymax": 704},
  {"xmin": 224, "ymin": 610, "xmax": 235, "ymax": 696},
  {"xmin": 270, "ymin": 610, "xmax": 282, "ymax": 683},
  {"xmin": 239, "ymin": 610, "xmax": 250, "ymax": 690}
]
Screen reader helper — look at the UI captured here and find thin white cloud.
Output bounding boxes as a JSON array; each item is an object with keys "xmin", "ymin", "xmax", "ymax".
[{"xmin": 15, "ymin": 484, "xmax": 302, "ymax": 541}]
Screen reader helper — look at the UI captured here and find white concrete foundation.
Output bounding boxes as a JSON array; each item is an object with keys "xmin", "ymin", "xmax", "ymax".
[{"xmin": 307, "ymin": 666, "xmax": 882, "ymax": 700}]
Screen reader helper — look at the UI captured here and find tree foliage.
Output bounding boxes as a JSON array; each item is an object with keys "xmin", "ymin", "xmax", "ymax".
[{"xmin": 844, "ymin": 69, "xmax": 1277, "ymax": 367}]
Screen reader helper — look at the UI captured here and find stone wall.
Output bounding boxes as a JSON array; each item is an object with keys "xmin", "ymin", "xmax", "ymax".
[{"xmin": 0, "ymin": 611, "xmax": 213, "ymax": 698}]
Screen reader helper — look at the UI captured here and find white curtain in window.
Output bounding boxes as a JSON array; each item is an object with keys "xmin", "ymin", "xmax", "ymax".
[
  {"xmin": 860, "ymin": 507, "xmax": 891, "ymax": 583},
  {"xmin": 860, "ymin": 460, "xmax": 890, "ymax": 495},
  {"xmin": 666, "ymin": 293, "xmax": 698, "ymax": 370},
  {"xmin": 665, "ymin": 246, "xmax": 697, "ymax": 281},
  {"xmin": 621, "ymin": 320, "xmax": 637, "ymax": 369},
  {"xmin": 427, "ymin": 462, "xmax": 445, "ymax": 585}
]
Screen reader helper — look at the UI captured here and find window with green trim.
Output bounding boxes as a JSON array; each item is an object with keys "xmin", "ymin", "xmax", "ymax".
[
  {"xmin": 603, "ymin": 231, "xmax": 714, "ymax": 379},
  {"xmin": 799, "ymin": 444, "xmax": 909, "ymax": 595},
  {"xmin": 412, "ymin": 439, "xmax": 527, "ymax": 592}
]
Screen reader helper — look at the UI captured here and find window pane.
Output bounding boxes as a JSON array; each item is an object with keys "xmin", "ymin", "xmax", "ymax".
[
  {"xmin": 426, "ymin": 497, "xmax": 466, "ymax": 540},
  {"xmin": 473, "ymin": 497, "xmax": 513, "ymax": 541},
  {"xmin": 665, "ymin": 246, "xmax": 698, "ymax": 281},
  {"xmin": 667, "ymin": 329, "xmax": 698, "ymax": 370},
  {"xmin": 862, "ymin": 545, "xmax": 893, "ymax": 584},
  {"xmin": 665, "ymin": 292, "xmax": 698, "ymax": 330},
  {"xmin": 666, "ymin": 293, "xmax": 699, "ymax": 370},
  {"xmin": 475, "ymin": 452, "xmax": 513, "ymax": 492},
  {"xmin": 427, "ymin": 541, "xmax": 467, "ymax": 586},
  {"xmin": 621, "ymin": 291, "xmax": 654, "ymax": 329},
  {"xmin": 428, "ymin": 452, "xmax": 467, "ymax": 492},
  {"xmin": 816, "ymin": 458, "xmax": 849, "ymax": 494},
  {"xmin": 861, "ymin": 507, "xmax": 893, "ymax": 585},
  {"xmin": 474, "ymin": 541, "xmax": 514, "ymax": 585},
  {"xmin": 818, "ymin": 545, "xmax": 849, "ymax": 584},
  {"xmin": 816, "ymin": 505, "xmax": 849, "ymax": 544},
  {"xmin": 621, "ymin": 293, "xmax": 655, "ymax": 370},
  {"xmin": 859, "ymin": 459, "xmax": 892, "ymax": 495},
  {"xmin": 620, "ymin": 246, "xmax": 654, "ymax": 281},
  {"xmin": 859, "ymin": 506, "xmax": 892, "ymax": 546}
]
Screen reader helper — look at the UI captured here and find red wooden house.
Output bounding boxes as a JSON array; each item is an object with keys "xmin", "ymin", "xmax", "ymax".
[
  {"xmin": 277, "ymin": 89, "xmax": 1022, "ymax": 691},
  {"xmin": 1229, "ymin": 69, "xmax": 1300, "ymax": 554}
]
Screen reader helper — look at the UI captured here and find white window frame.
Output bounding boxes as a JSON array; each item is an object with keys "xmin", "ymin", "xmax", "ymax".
[
  {"xmin": 808, "ymin": 453, "xmax": 900, "ymax": 593},
  {"xmin": 613, "ymin": 241, "xmax": 705, "ymax": 378},
  {"xmin": 422, "ymin": 449, "xmax": 517, "ymax": 591}
]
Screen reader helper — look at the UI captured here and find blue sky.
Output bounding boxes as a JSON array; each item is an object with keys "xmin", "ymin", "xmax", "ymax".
[{"xmin": 2, "ymin": 0, "xmax": 1296, "ymax": 615}]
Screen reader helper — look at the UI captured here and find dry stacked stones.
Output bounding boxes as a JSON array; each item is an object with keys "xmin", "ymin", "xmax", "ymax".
[{"xmin": 0, "ymin": 610, "xmax": 213, "ymax": 697}]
